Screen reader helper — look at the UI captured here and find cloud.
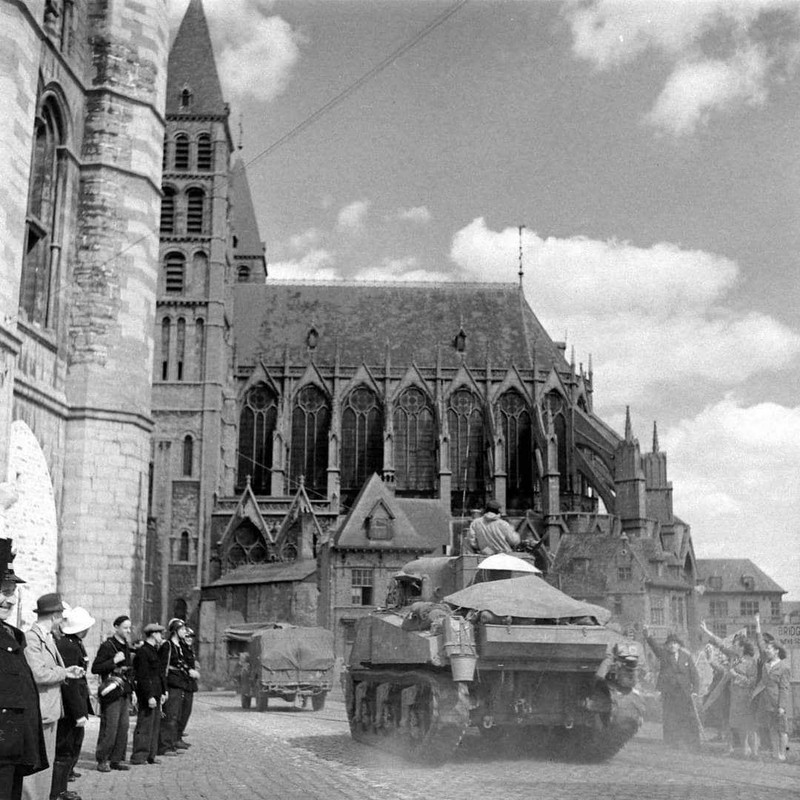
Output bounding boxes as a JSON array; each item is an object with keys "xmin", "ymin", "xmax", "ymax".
[
  {"xmin": 169, "ymin": 0, "xmax": 303, "ymax": 104},
  {"xmin": 336, "ymin": 200, "xmax": 370, "ymax": 232},
  {"xmin": 563, "ymin": 0, "xmax": 800, "ymax": 135},
  {"xmin": 288, "ymin": 228, "xmax": 321, "ymax": 252},
  {"xmin": 662, "ymin": 397, "xmax": 800, "ymax": 598},
  {"xmin": 354, "ymin": 257, "xmax": 453, "ymax": 283},
  {"xmin": 449, "ymin": 218, "xmax": 800, "ymax": 404},
  {"xmin": 268, "ymin": 248, "xmax": 336, "ymax": 279},
  {"xmin": 396, "ymin": 206, "xmax": 432, "ymax": 223}
]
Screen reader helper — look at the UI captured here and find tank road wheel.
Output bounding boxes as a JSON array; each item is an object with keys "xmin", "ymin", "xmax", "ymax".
[
  {"xmin": 257, "ymin": 693, "xmax": 269, "ymax": 712},
  {"xmin": 311, "ymin": 692, "xmax": 326, "ymax": 711},
  {"xmin": 346, "ymin": 670, "xmax": 470, "ymax": 764},
  {"xmin": 240, "ymin": 694, "xmax": 252, "ymax": 710}
]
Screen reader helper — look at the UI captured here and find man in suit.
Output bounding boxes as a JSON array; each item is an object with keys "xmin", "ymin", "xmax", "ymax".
[
  {"xmin": 643, "ymin": 627, "xmax": 700, "ymax": 747},
  {"xmin": 21, "ymin": 593, "xmax": 85, "ymax": 800},
  {"xmin": 130, "ymin": 623, "xmax": 167, "ymax": 765},
  {"xmin": 0, "ymin": 540, "xmax": 46, "ymax": 800}
]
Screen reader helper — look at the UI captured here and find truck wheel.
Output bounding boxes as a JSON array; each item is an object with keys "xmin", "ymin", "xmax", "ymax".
[
  {"xmin": 257, "ymin": 693, "xmax": 269, "ymax": 712},
  {"xmin": 311, "ymin": 693, "xmax": 326, "ymax": 711},
  {"xmin": 241, "ymin": 694, "xmax": 252, "ymax": 710}
]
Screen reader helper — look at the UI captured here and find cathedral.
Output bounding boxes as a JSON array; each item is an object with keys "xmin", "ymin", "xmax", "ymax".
[{"xmin": 0, "ymin": 0, "xmax": 698, "ymax": 666}]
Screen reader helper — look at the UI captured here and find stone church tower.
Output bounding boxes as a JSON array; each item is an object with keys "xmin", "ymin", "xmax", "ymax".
[{"xmin": 0, "ymin": 0, "xmax": 169, "ymax": 641}]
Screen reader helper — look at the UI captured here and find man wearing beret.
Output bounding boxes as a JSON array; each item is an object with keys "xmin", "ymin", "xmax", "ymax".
[
  {"xmin": 22, "ymin": 592, "xmax": 85, "ymax": 800},
  {"xmin": 0, "ymin": 540, "xmax": 46, "ymax": 800},
  {"xmin": 91, "ymin": 614, "xmax": 134, "ymax": 773},
  {"xmin": 130, "ymin": 623, "xmax": 167, "ymax": 765}
]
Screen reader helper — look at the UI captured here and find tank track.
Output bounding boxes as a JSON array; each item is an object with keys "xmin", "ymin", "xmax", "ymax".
[{"xmin": 345, "ymin": 668, "xmax": 470, "ymax": 764}]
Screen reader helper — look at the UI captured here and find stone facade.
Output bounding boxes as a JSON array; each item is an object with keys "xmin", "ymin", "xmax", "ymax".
[{"xmin": 0, "ymin": 0, "xmax": 169, "ymax": 650}]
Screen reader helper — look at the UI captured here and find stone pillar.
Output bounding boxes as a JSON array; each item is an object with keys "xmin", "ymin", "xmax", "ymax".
[{"xmin": 59, "ymin": 0, "xmax": 168, "ymax": 649}]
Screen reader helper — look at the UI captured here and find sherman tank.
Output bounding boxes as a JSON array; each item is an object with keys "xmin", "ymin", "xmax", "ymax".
[{"xmin": 344, "ymin": 553, "xmax": 643, "ymax": 763}]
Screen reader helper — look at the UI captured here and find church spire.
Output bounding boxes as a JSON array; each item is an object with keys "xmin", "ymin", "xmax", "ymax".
[
  {"xmin": 624, "ymin": 405, "xmax": 633, "ymax": 442},
  {"xmin": 166, "ymin": 0, "xmax": 227, "ymax": 116},
  {"xmin": 652, "ymin": 420, "xmax": 659, "ymax": 453}
]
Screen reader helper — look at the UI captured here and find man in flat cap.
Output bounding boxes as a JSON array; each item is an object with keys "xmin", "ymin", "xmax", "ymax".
[
  {"xmin": 22, "ymin": 593, "xmax": 85, "ymax": 800},
  {"xmin": 130, "ymin": 623, "xmax": 167, "ymax": 765},
  {"xmin": 0, "ymin": 540, "xmax": 46, "ymax": 800}
]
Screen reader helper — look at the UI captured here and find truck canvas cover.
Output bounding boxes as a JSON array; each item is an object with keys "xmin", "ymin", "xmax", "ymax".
[
  {"xmin": 255, "ymin": 627, "xmax": 335, "ymax": 672},
  {"xmin": 444, "ymin": 575, "xmax": 612, "ymax": 623}
]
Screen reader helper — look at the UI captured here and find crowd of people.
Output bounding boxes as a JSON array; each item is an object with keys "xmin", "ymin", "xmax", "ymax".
[
  {"xmin": 643, "ymin": 616, "xmax": 791, "ymax": 763},
  {"xmin": 0, "ymin": 539, "xmax": 200, "ymax": 800}
]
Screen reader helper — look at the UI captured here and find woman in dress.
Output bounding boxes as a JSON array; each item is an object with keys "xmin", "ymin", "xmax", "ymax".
[{"xmin": 753, "ymin": 614, "xmax": 790, "ymax": 762}]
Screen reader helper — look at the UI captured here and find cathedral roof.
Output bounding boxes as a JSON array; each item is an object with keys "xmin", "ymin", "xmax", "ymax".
[
  {"xmin": 167, "ymin": 0, "xmax": 227, "ymax": 116},
  {"xmin": 230, "ymin": 158, "xmax": 265, "ymax": 259},
  {"xmin": 233, "ymin": 281, "xmax": 567, "ymax": 370},
  {"xmin": 696, "ymin": 558, "xmax": 784, "ymax": 594}
]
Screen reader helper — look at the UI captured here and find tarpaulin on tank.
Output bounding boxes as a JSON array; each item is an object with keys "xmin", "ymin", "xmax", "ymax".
[
  {"xmin": 255, "ymin": 627, "xmax": 335, "ymax": 671},
  {"xmin": 444, "ymin": 575, "xmax": 611, "ymax": 623}
]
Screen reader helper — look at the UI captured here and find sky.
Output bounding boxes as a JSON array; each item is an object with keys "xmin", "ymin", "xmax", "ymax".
[{"xmin": 170, "ymin": 0, "xmax": 800, "ymax": 600}]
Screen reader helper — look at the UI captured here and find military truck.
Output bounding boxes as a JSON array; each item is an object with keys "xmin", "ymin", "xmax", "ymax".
[
  {"xmin": 240, "ymin": 624, "xmax": 335, "ymax": 711},
  {"xmin": 345, "ymin": 554, "xmax": 642, "ymax": 762}
]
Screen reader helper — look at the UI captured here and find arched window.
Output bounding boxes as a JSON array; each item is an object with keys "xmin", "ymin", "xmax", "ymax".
[
  {"xmin": 164, "ymin": 252, "xmax": 185, "ymax": 294},
  {"xmin": 173, "ymin": 597, "xmax": 188, "ymax": 619},
  {"xmin": 178, "ymin": 531, "xmax": 190, "ymax": 562},
  {"xmin": 341, "ymin": 387, "xmax": 384, "ymax": 504},
  {"xmin": 160, "ymin": 186, "xmax": 176, "ymax": 233},
  {"xmin": 186, "ymin": 188, "xmax": 205, "ymax": 234},
  {"xmin": 225, "ymin": 521, "xmax": 269, "ymax": 569},
  {"xmin": 290, "ymin": 386, "xmax": 330, "ymax": 498},
  {"xmin": 237, "ymin": 265, "xmax": 250, "ymax": 282},
  {"xmin": 180, "ymin": 87, "xmax": 193, "ymax": 109},
  {"xmin": 546, "ymin": 391, "xmax": 569, "ymax": 494},
  {"xmin": 497, "ymin": 390, "xmax": 534, "ymax": 511},
  {"xmin": 182, "ymin": 434, "xmax": 193, "ymax": 476},
  {"xmin": 175, "ymin": 317, "xmax": 186, "ymax": 380},
  {"xmin": 237, "ymin": 384, "xmax": 277, "ymax": 494},
  {"xmin": 20, "ymin": 98, "xmax": 65, "ymax": 327},
  {"xmin": 192, "ymin": 250, "xmax": 208, "ymax": 293},
  {"xmin": 197, "ymin": 133, "xmax": 213, "ymax": 171},
  {"xmin": 194, "ymin": 318, "xmax": 205, "ymax": 381},
  {"xmin": 448, "ymin": 388, "xmax": 485, "ymax": 514},
  {"xmin": 160, "ymin": 317, "xmax": 171, "ymax": 380},
  {"xmin": 174, "ymin": 133, "xmax": 189, "ymax": 170},
  {"xmin": 393, "ymin": 387, "xmax": 435, "ymax": 496}
]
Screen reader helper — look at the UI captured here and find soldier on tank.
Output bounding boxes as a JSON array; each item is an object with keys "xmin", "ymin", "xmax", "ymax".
[{"xmin": 464, "ymin": 499, "xmax": 520, "ymax": 555}]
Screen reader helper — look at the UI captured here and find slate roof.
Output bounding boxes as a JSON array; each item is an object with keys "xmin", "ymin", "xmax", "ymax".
[
  {"xmin": 207, "ymin": 560, "xmax": 316, "ymax": 588},
  {"xmin": 167, "ymin": 0, "xmax": 227, "ymax": 116},
  {"xmin": 334, "ymin": 474, "xmax": 447, "ymax": 552},
  {"xmin": 696, "ymin": 558, "xmax": 785, "ymax": 594},
  {"xmin": 233, "ymin": 281, "xmax": 567, "ymax": 370},
  {"xmin": 230, "ymin": 158, "xmax": 265, "ymax": 260}
]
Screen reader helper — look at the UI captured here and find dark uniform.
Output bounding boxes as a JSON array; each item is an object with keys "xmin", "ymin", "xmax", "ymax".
[
  {"xmin": 130, "ymin": 634, "xmax": 166, "ymax": 764},
  {"xmin": 54, "ymin": 633, "xmax": 92, "ymax": 785},
  {"xmin": 0, "ymin": 540, "xmax": 46, "ymax": 800},
  {"xmin": 158, "ymin": 636, "xmax": 193, "ymax": 754}
]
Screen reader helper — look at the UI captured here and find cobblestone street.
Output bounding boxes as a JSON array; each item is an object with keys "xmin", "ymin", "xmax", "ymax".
[{"xmin": 70, "ymin": 692, "xmax": 799, "ymax": 800}]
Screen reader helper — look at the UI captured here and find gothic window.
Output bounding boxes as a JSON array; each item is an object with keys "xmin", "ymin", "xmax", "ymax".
[
  {"xmin": 448, "ymin": 388, "xmax": 485, "ymax": 514},
  {"xmin": 174, "ymin": 133, "xmax": 189, "ymax": 170},
  {"xmin": 546, "ymin": 391, "xmax": 568, "ymax": 493},
  {"xmin": 160, "ymin": 318, "xmax": 171, "ymax": 380},
  {"xmin": 341, "ymin": 387, "xmax": 384, "ymax": 504},
  {"xmin": 290, "ymin": 385, "xmax": 330, "ymax": 498},
  {"xmin": 20, "ymin": 98, "xmax": 65, "ymax": 327},
  {"xmin": 192, "ymin": 251, "xmax": 208, "ymax": 294},
  {"xmin": 186, "ymin": 188, "xmax": 205, "ymax": 234},
  {"xmin": 237, "ymin": 265, "xmax": 251, "ymax": 282},
  {"xmin": 164, "ymin": 252, "xmax": 185, "ymax": 294},
  {"xmin": 194, "ymin": 319, "xmax": 205, "ymax": 380},
  {"xmin": 182, "ymin": 434, "xmax": 193, "ymax": 476},
  {"xmin": 237, "ymin": 384, "xmax": 277, "ymax": 494},
  {"xmin": 393, "ymin": 387, "xmax": 435, "ymax": 496},
  {"xmin": 160, "ymin": 186, "xmax": 176, "ymax": 233},
  {"xmin": 497, "ymin": 390, "xmax": 534, "ymax": 511},
  {"xmin": 178, "ymin": 531, "xmax": 190, "ymax": 562},
  {"xmin": 175, "ymin": 317, "xmax": 186, "ymax": 380},
  {"xmin": 225, "ymin": 520, "xmax": 269, "ymax": 569},
  {"xmin": 173, "ymin": 598, "xmax": 188, "ymax": 619},
  {"xmin": 197, "ymin": 133, "xmax": 213, "ymax": 171}
]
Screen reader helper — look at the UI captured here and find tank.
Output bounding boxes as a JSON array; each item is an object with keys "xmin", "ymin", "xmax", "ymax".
[{"xmin": 344, "ymin": 554, "xmax": 643, "ymax": 763}]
